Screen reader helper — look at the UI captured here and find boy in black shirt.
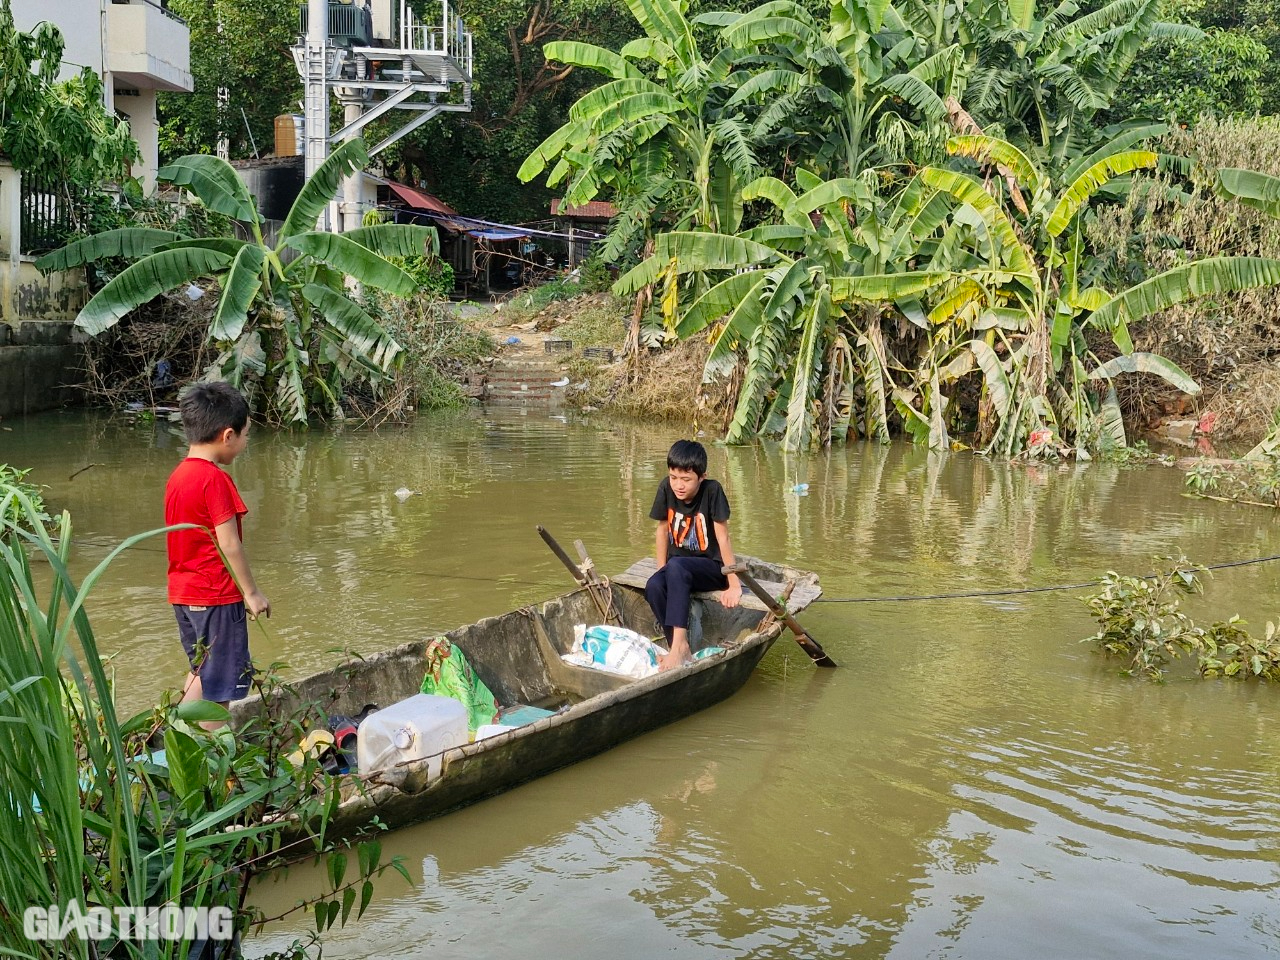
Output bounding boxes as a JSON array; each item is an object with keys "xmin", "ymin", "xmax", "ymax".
[{"xmin": 646, "ymin": 439, "xmax": 742, "ymax": 671}]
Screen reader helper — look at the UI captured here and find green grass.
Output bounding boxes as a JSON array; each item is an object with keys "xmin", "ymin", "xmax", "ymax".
[{"xmin": 557, "ymin": 297, "xmax": 628, "ymax": 348}]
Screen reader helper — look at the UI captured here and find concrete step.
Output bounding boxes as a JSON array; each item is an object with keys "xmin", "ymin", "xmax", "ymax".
[
  {"xmin": 487, "ymin": 389, "xmax": 563, "ymax": 400},
  {"xmin": 487, "ymin": 379, "xmax": 566, "ymax": 390},
  {"xmin": 486, "ymin": 395, "xmax": 565, "ymax": 406},
  {"xmin": 488, "ymin": 367, "xmax": 564, "ymax": 379},
  {"xmin": 488, "ymin": 378, "xmax": 561, "ymax": 387}
]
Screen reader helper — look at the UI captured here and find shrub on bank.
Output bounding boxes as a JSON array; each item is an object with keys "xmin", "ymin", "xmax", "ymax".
[
  {"xmin": 1088, "ymin": 117, "xmax": 1280, "ymax": 442},
  {"xmin": 361, "ymin": 293, "xmax": 494, "ymax": 418}
]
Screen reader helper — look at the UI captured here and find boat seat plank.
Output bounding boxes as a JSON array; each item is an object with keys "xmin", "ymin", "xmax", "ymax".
[{"xmin": 612, "ymin": 558, "xmax": 821, "ymax": 613}]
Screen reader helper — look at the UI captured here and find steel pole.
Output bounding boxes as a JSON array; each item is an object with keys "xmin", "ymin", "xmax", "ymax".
[{"xmin": 305, "ymin": 0, "xmax": 330, "ymax": 230}]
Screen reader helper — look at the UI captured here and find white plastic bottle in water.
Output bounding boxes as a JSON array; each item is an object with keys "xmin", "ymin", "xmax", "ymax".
[{"xmin": 356, "ymin": 694, "xmax": 469, "ymax": 779}]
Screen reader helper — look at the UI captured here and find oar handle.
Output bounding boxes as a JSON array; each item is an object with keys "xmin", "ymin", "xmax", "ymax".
[
  {"xmin": 723, "ymin": 563, "xmax": 837, "ymax": 668},
  {"xmin": 537, "ymin": 525, "xmax": 586, "ymax": 585}
]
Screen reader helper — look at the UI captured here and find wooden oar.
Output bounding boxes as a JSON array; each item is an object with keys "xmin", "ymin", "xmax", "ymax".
[
  {"xmin": 537, "ymin": 525, "xmax": 587, "ymax": 586},
  {"xmin": 536, "ymin": 526, "xmax": 622, "ymax": 625},
  {"xmin": 723, "ymin": 562, "xmax": 837, "ymax": 668}
]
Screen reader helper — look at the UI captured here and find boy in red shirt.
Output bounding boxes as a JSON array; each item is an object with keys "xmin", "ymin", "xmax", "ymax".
[{"xmin": 165, "ymin": 382, "xmax": 270, "ymax": 720}]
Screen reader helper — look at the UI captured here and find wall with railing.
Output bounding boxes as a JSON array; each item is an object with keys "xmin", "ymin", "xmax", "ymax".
[
  {"xmin": 0, "ymin": 164, "xmax": 89, "ymax": 327},
  {"xmin": 0, "ymin": 163, "xmax": 88, "ymax": 416}
]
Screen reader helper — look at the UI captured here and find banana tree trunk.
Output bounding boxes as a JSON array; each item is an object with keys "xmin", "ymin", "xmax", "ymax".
[{"xmin": 625, "ymin": 237, "xmax": 656, "ymax": 368}]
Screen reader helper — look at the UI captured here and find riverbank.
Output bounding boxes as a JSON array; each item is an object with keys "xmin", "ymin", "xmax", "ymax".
[
  {"xmin": 471, "ymin": 286, "xmax": 730, "ymax": 429},
  {"xmin": 478, "ymin": 279, "xmax": 1280, "ymax": 451}
]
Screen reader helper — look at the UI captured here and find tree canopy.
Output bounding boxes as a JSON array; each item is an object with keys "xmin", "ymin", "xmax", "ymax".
[
  {"xmin": 0, "ymin": 0, "xmax": 137, "ymax": 183},
  {"xmin": 158, "ymin": 0, "xmax": 301, "ymax": 162}
]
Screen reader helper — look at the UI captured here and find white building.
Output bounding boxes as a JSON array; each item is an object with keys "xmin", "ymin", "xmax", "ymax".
[{"xmin": 11, "ymin": 0, "xmax": 193, "ymax": 189}]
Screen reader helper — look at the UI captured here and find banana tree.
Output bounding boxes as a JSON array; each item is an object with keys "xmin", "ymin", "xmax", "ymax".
[
  {"xmin": 921, "ymin": 134, "xmax": 1280, "ymax": 455},
  {"xmin": 517, "ymin": 0, "xmax": 772, "ymax": 250},
  {"xmin": 614, "ymin": 170, "xmax": 990, "ymax": 449},
  {"xmin": 706, "ymin": 0, "xmax": 959, "ymax": 180},
  {"xmin": 894, "ymin": 0, "xmax": 1201, "ymax": 166},
  {"xmin": 36, "ymin": 139, "xmax": 437, "ymax": 424}
]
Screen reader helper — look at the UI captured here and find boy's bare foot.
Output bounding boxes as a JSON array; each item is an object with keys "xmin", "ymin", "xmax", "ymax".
[{"xmin": 659, "ymin": 639, "xmax": 691, "ymax": 672}]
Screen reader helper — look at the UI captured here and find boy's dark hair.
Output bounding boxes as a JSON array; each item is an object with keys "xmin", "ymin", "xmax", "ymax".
[
  {"xmin": 667, "ymin": 439, "xmax": 708, "ymax": 476},
  {"xmin": 180, "ymin": 382, "xmax": 250, "ymax": 444}
]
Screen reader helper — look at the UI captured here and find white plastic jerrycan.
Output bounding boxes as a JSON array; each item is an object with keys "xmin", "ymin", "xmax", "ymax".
[{"xmin": 356, "ymin": 694, "xmax": 468, "ymax": 779}]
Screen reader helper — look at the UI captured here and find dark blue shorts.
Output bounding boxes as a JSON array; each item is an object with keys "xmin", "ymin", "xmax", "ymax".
[{"xmin": 174, "ymin": 602, "xmax": 252, "ymax": 703}]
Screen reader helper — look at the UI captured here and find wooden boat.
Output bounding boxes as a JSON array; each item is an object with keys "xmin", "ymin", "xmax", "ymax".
[{"xmin": 230, "ymin": 556, "xmax": 821, "ymax": 852}]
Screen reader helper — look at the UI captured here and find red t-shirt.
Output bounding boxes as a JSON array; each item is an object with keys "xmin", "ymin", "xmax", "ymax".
[{"xmin": 165, "ymin": 457, "xmax": 248, "ymax": 605}]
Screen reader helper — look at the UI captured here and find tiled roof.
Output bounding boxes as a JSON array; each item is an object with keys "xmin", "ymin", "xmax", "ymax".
[{"xmin": 550, "ymin": 199, "xmax": 617, "ymax": 219}]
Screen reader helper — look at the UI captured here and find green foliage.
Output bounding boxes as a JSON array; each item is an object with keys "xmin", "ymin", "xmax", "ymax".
[
  {"xmin": 514, "ymin": 0, "xmax": 1254, "ymax": 454},
  {"xmin": 1199, "ymin": 617, "xmax": 1280, "ymax": 680},
  {"xmin": 0, "ymin": 465, "xmax": 48, "ymax": 531},
  {"xmin": 578, "ymin": 252, "xmax": 614, "ymax": 293},
  {"xmin": 1083, "ymin": 557, "xmax": 1280, "ymax": 681},
  {"xmin": 1086, "ymin": 117, "xmax": 1280, "ymax": 442},
  {"xmin": 396, "ymin": 256, "xmax": 456, "ymax": 299},
  {"xmin": 1084, "ymin": 558, "xmax": 1206, "ymax": 679},
  {"xmin": 1184, "ymin": 453, "xmax": 1280, "ymax": 506},
  {"xmin": 0, "ymin": 484, "xmax": 401, "ymax": 958},
  {"xmin": 376, "ymin": 0, "xmax": 638, "ymax": 223},
  {"xmin": 157, "ymin": 0, "xmax": 301, "ymax": 162},
  {"xmin": 504, "ymin": 275, "xmax": 593, "ymax": 320},
  {"xmin": 36, "ymin": 140, "xmax": 437, "ymax": 425},
  {"xmin": 1110, "ymin": 0, "xmax": 1280, "ymax": 123},
  {"xmin": 363, "ymin": 294, "xmax": 496, "ymax": 412},
  {"xmin": 1112, "ymin": 27, "xmax": 1269, "ymax": 122},
  {"xmin": 0, "ymin": 0, "xmax": 138, "ymax": 183}
]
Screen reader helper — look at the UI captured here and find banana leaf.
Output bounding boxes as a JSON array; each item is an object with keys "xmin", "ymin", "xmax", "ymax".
[
  {"xmin": 210, "ymin": 245, "xmax": 267, "ymax": 341},
  {"xmin": 285, "ymin": 233, "xmax": 417, "ymax": 296},
  {"xmin": 279, "ymin": 139, "xmax": 370, "ymax": 243},
  {"xmin": 337, "ymin": 223, "xmax": 439, "ymax": 258},
  {"xmin": 76, "ymin": 247, "xmax": 233, "ymax": 335},
  {"xmin": 158, "ymin": 155, "xmax": 259, "ymax": 223},
  {"xmin": 34, "ymin": 229, "xmax": 186, "ymax": 273},
  {"xmin": 1216, "ymin": 168, "xmax": 1280, "ymax": 219},
  {"xmin": 1088, "ymin": 351, "xmax": 1200, "ymax": 395},
  {"xmin": 544, "ymin": 40, "xmax": 644, "ymax": 79},
  {"xmin": 1046, "ymin": 150, "xmax": 1157, "ymax": 236},
  {"xmin": 1090, "ymin": 256, "xmax": 1280, "ymax": 332}
]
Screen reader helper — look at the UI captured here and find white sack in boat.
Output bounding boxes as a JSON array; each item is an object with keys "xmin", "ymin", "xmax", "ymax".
[{"xmin": 564, "ymin": 624, "xmax": 667, "ymax": 679}]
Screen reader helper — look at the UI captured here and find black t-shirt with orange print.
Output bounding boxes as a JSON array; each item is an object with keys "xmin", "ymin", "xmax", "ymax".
[{"xmin": 649, "ymin": 477, "xmax": 731, "ymax": 562}]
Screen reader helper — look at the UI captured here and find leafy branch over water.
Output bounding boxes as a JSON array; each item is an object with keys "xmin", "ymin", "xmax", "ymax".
[{"xmin": 1083, "ymin": 557, "xmax": 1280, "ymax": 681}]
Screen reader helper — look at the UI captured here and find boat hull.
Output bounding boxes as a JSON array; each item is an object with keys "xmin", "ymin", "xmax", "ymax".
[{"xmin": 231, "ymin": 558, "xmax": 818, "ymax": 852}]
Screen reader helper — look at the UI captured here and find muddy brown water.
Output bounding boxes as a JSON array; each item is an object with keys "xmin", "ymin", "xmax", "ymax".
[{"xmin": 5, "ymin": 408, "xmax": 1280, "ymax": 959}]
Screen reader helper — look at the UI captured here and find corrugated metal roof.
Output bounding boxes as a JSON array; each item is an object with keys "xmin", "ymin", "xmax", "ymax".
[
  {"xmin": 550, "ymin": 199, "xmax": 617, "ymax": 219},
  {"xmin": 384, "ymin": 180, "xmax": 458, "ymax": 216}
]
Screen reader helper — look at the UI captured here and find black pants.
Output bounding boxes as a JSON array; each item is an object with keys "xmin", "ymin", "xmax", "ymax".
[{"xmin": 645, "ymin": 556, "xmax": 729, "ymax": 644}]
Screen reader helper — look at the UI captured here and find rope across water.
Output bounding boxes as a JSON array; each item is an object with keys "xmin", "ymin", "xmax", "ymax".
[{"xmin": 810, "ymin": 553, "xmax": 1280, "ymax": 603}]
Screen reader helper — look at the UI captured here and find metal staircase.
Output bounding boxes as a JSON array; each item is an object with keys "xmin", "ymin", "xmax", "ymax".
[{"xmin": 294, "ymin": 0, "xmax": 473, "ymax": 231}]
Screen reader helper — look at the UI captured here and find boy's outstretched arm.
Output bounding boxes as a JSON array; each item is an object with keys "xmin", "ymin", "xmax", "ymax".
[
  {"xmin": 713, "ymin": 520, "xmax": 742, "ymax": 608},
  {"xmin": 654, "ymin": 521, "xmax": 668, "ymax": 570},
  {"xmin": 214, "ymin": 518, "xmax": 271, "ymax": 619}
]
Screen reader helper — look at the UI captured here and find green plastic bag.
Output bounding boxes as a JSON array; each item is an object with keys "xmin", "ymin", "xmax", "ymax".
[{"xmin": 420, "ymin": 637, "xmax": 498, "ymax": 730}]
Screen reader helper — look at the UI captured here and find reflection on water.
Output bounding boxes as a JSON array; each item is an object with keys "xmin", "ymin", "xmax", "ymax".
[{"xmin": 5, "ymin": 408, "xmax": 1280, "ymax": 958}]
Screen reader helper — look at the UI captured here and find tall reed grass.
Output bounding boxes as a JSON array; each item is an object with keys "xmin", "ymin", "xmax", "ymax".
[{"xmin": 0, "ymin": 484, "xmax": 393, "ymax": 959}]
